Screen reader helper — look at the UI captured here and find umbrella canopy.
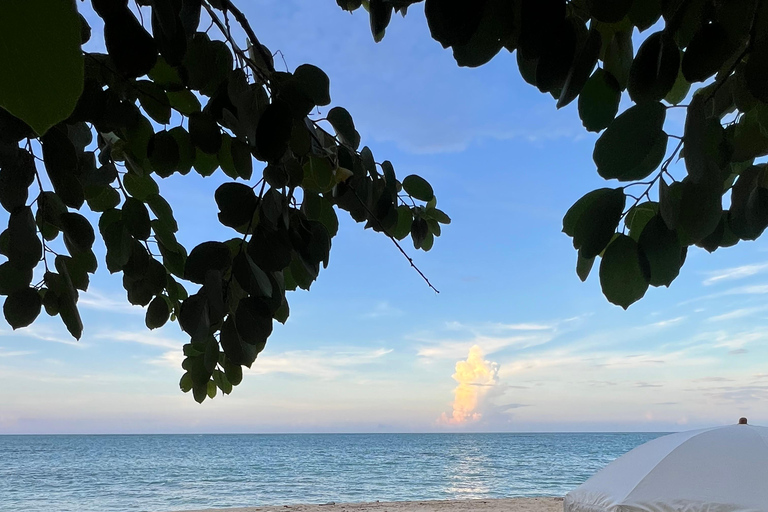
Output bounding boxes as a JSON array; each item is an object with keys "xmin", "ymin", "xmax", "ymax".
[{"xmin": 564, "ymin": 421, "xmax": 768, "ymax": 512}]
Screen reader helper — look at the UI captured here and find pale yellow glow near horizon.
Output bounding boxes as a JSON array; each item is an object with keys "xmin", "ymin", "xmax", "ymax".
[{"xmin": 440, "ymin": 345, "xmax": 499, "ymax": 425}]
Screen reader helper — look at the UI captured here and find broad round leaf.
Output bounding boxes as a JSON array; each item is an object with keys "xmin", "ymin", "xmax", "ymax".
[
  {"xmin": 578, "ymin": 69, "xmax": 621, "ymax": 132},
  {"xmin": 189, "ymin": 112, "xmax": 222, "ymax": 155},
  {"xmin": 327, "ymin": 107, "xmax": 361, "ymax": 150},
  {"xmin": 593, "ymin": 102, "xmax": 667, "ymax": 181},
  {"xmin": 425, "ymin": 0, "xmax": 488, "ymax": 49},
  {"xmin": 450, "ymin": 0, "xmax": 515, "ymax": 68},
  {"xmin": 148, "ymin": 130, "xmax": 181, "ymax": 177},
  {"xmin": 638, "ymin": 215, "xmax": 683, "ymax": 287},
  {"xmin": 60, "ymin": 212, "xmax": 95, "ymax": 253},
  {"xmin": 557, "ymin": 29, "xmax": 601, "ymax": 109},
  {"xmin": 294, "ymin": 64, "xmax": 331, "ymax": 107},
  {"xmin": 3, "ymin": 287, "xmax": 42, "ymax": 329},
  {"xmin": 8, "ymin": 206, "xmax": 42, "ymax": 269},
  {"xmin": 220, "ymin": 316, "xmax": 260, "ymax": 367},
  {"xmin": 599, "ymin": 234, "xmax": 650, "ymax": 309},
  {"xmin": 682, "ymin": 22, "xmax": 737, "ymax": 83},
  {"xmin": 402, "ymin": 175, "xmax": 435, "ymax": 202},
  {"xmin": 122, "ymin": 197, "xmax": 151, "ymax": 241},
  {"xmin": 145, "ymin": 295, "xmax": 170, "ymax": 329},
  {"xmin": 184, "ymin": 241, "xmax": 232, "ymax": 284},
  {"xmin": 0, "ymin": 262, "xmax": 33, "ymax": 296},
  {"xmin": 235, "ymin": 297, "xmax": 273, "ymax": 347},
  {"xmin": 0, "ymin": 0, "xmax": 84, "ymax": 134},
  {"xmin": 255, "ymin": 100, "xmax": 293, "ymax": 163},
  {"xmin": 564, "ymin": 188, "xmax": 626, "ymax": 259},
  {"xmin": 628, "ymin": 32, "xmax": 680, "ymax": 103},
  {"xmin": 0, "ymin": 148, "xmax": 35, "ymax": 212},
  {"xmin": 215, "ymin": 183, "xmax": 258, "ymax": 229},
  {"xmin": 677, "ymin": 179, "xmax": 723, "ymax": 245}
]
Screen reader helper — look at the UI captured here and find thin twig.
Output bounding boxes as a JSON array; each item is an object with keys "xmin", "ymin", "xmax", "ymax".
[
  {"xmin": 212, "ymin": 0, "xmax": 276, "ymax": 74},
  {"xmin": 347, "ymin": 183, "xmax": 439, "ymax": 294}
]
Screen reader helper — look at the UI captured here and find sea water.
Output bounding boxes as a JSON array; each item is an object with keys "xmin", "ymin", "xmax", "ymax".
[{"xmin": 0, "ymin": 433, "xmax": 663, "ymax": 512}]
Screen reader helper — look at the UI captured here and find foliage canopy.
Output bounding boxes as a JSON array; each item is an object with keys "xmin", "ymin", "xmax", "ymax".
[
  {"xmin": 2, "ymin": 0, "xmax": 768, "ymax": 400},
  {"xmin": 340, "ymin": 0, "xmax": 768, "ymax": 309}
]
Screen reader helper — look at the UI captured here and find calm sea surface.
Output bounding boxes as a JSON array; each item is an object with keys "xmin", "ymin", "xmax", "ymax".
[{"xmin": 0, "ymin": 433, "xmax": 664, "ymax": 512}]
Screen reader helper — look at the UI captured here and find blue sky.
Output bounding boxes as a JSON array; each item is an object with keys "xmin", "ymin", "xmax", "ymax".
[{"xmin": 2, "ymin": 1, "xmax": 768, "ymax": 434}]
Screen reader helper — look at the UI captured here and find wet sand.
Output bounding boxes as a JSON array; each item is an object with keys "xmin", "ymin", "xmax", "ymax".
[{"xmin": 178, "ymin": 498, "xmax": 564, "ymax": 512}]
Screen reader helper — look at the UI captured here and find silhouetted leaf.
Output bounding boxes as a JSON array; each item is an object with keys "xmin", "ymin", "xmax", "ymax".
[
  {"xmin": 3, "ymin": 287, "xmax": 42, "ymax": 329},
  {"xmin": 215, "ymin": 183, "xmax": 257, "ymax": 229},
  {"xmin": 0, "ymin": 149, "xmax": 35, "ymax": 212},
  {"xmin": 682, "ymin": 22, "xmax": 738, "ymax": 83},
  {"xmin": 594, "ymin": 102, "xmax": 667, "ymax": 181},
  {"xmin": 628, "ymin": 32, "xmax": 680, "ymax": 103},
  {"xmin": 578, "ymin": 69, "xmax": 621, "ymax": 132},
  {"xmin": 563, "ymin": 188, "xmax": 625, "ymax": 259},
  {"xmin": 0, "ymin": 262, "xmax": 33, "ymax": 296},
  {"xmin": 255, "ymin": 100, "xmax": 293, "ymax": 163},
  {"xmin": 294, "ymin": 64, "xmax": 331, "ymax": 106},
  {"xmin": 60, "ymin": 212, "xmax": 95, "ymax": 253},
  {"xmin": 184, "ymin": 241, "xmax": 232, "ymax": 284},
  {"xmin": 123, "ymin": 197, "xmax": 151, "ymax": 240},
  {"xmin": 189, "ymin": 112, "xmax": 222, "ymax": 155},
  {"xmin": 402, "ymin": 175, "xmax": 434, "ymax": 201},
  {"xmin": 588, "ymin": 0, "xmax": 632, "ymax": 23},
  {"xmin": 235, "ymin": 296, "xmax": 272, "ymax": 347},
  {"xmin": 327, "ymin": 107, "xmax": 361, "ymax": 150},
  {"xmin": 638, "ymin": 215, "xmax": 683, "ymax": 287},
  {"xmin": 0, "ymin": 0, "xmax": 84, "ymax": 134},
  {"xmin": 8, "ymin": 206, "xmax": 42, "ymax": 269},
  {"xmin": 599, "ymin": 234, "xmax": 650, "ymax": 309},
  {"xmin": 558, "ymin": 29, "xmax": 601, "ymax": 108}
]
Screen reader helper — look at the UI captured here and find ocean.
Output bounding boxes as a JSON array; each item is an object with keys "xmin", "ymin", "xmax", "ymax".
[{"xmin": 0, "ymin": 433, "xmax": 664, "ymax": 512}]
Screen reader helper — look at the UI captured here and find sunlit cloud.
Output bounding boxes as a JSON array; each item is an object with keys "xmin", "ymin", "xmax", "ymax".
[
  {"xmin": 439, "ymin": 345, "xmax": 499, "ymax": 425},
  {"xmin": 703, "ymin": 263, "xmax": 768, "ymax": 286}
]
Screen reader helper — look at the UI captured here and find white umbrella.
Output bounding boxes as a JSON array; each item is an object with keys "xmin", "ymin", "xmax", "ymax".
[{"xmin": 564, "ymin": 419, "xmax": 768, "ymax": 512}]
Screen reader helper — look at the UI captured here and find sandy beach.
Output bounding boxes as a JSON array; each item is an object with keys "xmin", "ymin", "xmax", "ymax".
[{"xmin": 179, "ymin": 498, "xmax": 564, "ymax": 512}]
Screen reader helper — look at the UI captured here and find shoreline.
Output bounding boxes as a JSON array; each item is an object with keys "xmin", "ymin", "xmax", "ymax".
[{"xmin": 176, "ymin": 498, "xmax": 564, "ymax": 512}]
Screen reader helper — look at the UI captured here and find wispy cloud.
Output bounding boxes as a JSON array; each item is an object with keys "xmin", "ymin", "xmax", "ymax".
[
  {"xmin": 417, "ymin": 320, "xmax": 560, "ymax": 360},
  {"xmin": 708, "ymin": 306, "xmax": 768, "ymax": 322},
  {"xmin": 649, "ymin": 316, "xmax": 686, "ymax": 328},
  {"xmin": 79, "ymin": 289, "xmax": 143, "ymax": 315},
  {"xmin": 248, "ymin": 348, "xmax": 393, "ymax": 378},
  {"xmin": 362, "ymin": 301, "xmax": 403, "ymax": 319},
  {"xmin": 97, "ymin": 330, "xmax": 183, "ymax": 350},
  {"xmin": 3, "ymin": 325, "xmax": 86, "ymax": 348},
  {"xmin": 0, "ymin": 349, "xmax": 36, "ymax": 358},
  {"xmin": 703, "ymin": 263, "xmax": 768, "ymax": 286}
]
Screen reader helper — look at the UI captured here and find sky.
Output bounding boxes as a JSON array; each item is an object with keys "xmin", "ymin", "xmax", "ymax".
[{"xmin": 2, "ymin": 1, "xmax": 768, "ymax": 434}]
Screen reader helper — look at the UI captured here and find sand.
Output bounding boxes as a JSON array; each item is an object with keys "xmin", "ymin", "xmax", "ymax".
[{"xmin": 179, "ymin": 498, "xmax": 564, "ymax": 512}]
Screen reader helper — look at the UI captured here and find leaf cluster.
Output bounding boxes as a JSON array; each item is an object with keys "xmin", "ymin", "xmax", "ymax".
[
  {"xmin": 0, "ymin": 0, "xmax": 446, "ymax": 401},
  {"xmin": 343, "ymin": 0, "xmax": 768, "ymax": 309}
]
